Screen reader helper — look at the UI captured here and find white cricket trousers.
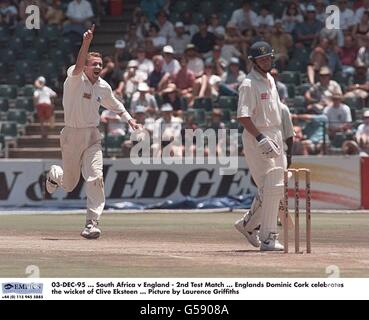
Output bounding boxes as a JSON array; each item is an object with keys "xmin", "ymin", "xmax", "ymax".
[
  {"xmin": 242, "ymin": 127, "xmax": 286, "ymax": 241},
  {"xmin": 60, "ymin": 126, "xmax": 105, "ymax": 222}
]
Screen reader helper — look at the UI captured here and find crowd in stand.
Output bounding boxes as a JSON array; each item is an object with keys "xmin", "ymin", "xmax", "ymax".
[{"xmin": 1, "ymin": 0, "xmax": 369, "ymax": 157}]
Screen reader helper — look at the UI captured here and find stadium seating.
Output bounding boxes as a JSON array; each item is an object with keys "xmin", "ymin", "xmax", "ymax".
[
  {"xmin": 193, "ymin": 97, "xmax": 213, "ymax": 111},
  {"xmin": 7, "ymin": 110, "xmax": 28, "ymax": 125},
  {"xmin": 0, "ymin": 121, "xmax": 18, "ymax": 137},
  {"xmin": 0, "ymin": 85, "xmax": 17, "ymax": 99},
  {"xmin": 15, "ymin": 97, "xmax": 34, "ymax": 112},
  {"xmin": 218, "ymin": 96, "xmax": 237, "ymax": 111}
]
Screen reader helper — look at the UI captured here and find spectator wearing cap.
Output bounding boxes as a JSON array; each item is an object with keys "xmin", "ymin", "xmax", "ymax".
[
  {"xmin": 162, "ymin": 45, "xmax": 180, "ymax": 76},
  {"xmin": 267, "ymin": 19, "xmax": 293, "ymax": 70},
  {"xmin": 220, "ymin": 57, "xmax": 246, "ymax": 93},
  {"xmin": 33, "ymin": 76, "xmax": 57, "ymax": 138},
  {"xmin": 130, "ymin": 82, "xmax": 158, "ymax": 115},
  {"xmin": 121, "ymin": 60, "xmax": 148, "ymax": 98},
  {"xmin": 354, "ymin": 0, "xmax": 369, "ymax": 24},
  {"xmin": 351, "ymin": 10, "xmax": 369, "ymax": 48},
  {"xmin": 229, "ymin": 0, "xmax": 258, "ymax": 32},
  {"xmin": 156, "ymin": 10, "xmax": 175, "ymax": 41},
  {"xmin": 122, "ymin": 104, "xmax": 156, "ymax": 157},
  {"xmin": 63, "ymin": 0, "xmax": 94, "ymax": 36},
  {"xmin": 307, "ymin": 37, "xmax": 342, "ymax": 85},
  {"xmin": 281, "ymin": 1, "xmax": 304, "ymax": 34},
  {"xmin": 305, "ymin": 66, "xmax": 343, "ymax": 114},
  {"xmin": 114, "ymin": 39, "xmax": 132, "ymax": 70},
  {"xmin": 185, "ymin": 44, "xmax": 204, "ymax": 78},
  {"xmin": 44, "ymin": 0, "xmax": 64, "ymax": 25},
  {"xmin": 356, "ymin": 110, "xmax": 369, "ymax": 153},
  {"xmin": 270, "ymin": 68, "xmax": 289, "ymax": 103},
  {"xmin": 100, "ymin": 56, "xmax": 124, "ymax": 95},
  {"xmin": 191, "ymin": 19, "xmax": 216, "ymax": 57},
  {"xmin": 162, "ymin": 83, "xmax": 184, "ymax": 115},
  {"xmin": 153, "ymin": 103, "xmax": 183, "ymax": 157},
  {"xmin": 135, "ymin": 47, "xmax": 154, "ymax": 77},
  {"xmin": 168, "ymin": 21, "xmax": 191, "ymax": 55},
  {"xmin": 208, "ymin": 14, "xmax": 225, "ymax": 37},
  {"xmin": 294, "ymin": 4, "xmax": 323, "ymax": 48},
  {"xmin": 205, "ymin": 45, "xmax": 227, "ymax": 76},
  {"xmin": 338, "ymin": 35, "xmax": 359, "ymax": 78},
  {"xmin": 323, "ymin": 89, "xmax": 352, "ymax": 140},
  {"xmin": 147, "ymin": 55, "xmax": 170, "ymax": 93},
  {"xmin": 345, "ymin": 60, "xmax": 369, "ymax": 100},
  {"xmin": 172, "ymin": 56, "xmax": 195, "ymax": 105}
]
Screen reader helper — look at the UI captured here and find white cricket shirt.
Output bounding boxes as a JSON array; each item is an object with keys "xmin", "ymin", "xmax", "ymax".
[
  {"xmin": 237, "ymin": 68, "xmax": 282, "ymax": 130},
  {"xmin": 63, "ymin": 65, "xmax": 132, "ymax": 128}
]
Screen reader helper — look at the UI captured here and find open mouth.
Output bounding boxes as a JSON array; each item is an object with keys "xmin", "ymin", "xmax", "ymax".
[{"xmin": 94, "ymin": 70, "xmax": 101, "ymax": 76}]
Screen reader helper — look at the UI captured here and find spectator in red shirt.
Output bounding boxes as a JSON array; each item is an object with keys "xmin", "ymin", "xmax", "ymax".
[{"xmin": 338, "ymin": 34, "xmax": 358, "ymax": 78}]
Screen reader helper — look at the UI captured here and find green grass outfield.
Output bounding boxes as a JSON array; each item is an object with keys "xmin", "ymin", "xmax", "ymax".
[{"xmin": 0, "ymin": 211, "xmax": 368, "ymax": 278}]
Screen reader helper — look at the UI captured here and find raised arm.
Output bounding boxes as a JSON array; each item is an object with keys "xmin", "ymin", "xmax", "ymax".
[{"xmin": 73, "ymin": 24, "xmax": 95, "ymax": 76}]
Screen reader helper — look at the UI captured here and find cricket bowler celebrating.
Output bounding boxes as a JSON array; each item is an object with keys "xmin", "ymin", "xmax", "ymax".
[
  {"xmin": 46, "ymin": 25, "xmax": 139, "ymax": 239},
  {"xmin": 234, "ymin": 41, "xmax": 286, "ymax": 251}
]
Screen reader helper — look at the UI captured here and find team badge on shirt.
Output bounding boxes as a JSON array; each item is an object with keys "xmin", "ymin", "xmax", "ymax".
[
  {"xmin": 83, "ymin": 93, "xmax": 91, "ymax": 99},
  {"xmin": 261, "ymin": 93, "xmax": 269, "ymax": 100}
]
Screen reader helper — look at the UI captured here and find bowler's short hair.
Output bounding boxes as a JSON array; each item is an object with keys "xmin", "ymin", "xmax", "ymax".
[{"xmin": 86, "ymin": 52, "xmax": 102, "ymax": 65}]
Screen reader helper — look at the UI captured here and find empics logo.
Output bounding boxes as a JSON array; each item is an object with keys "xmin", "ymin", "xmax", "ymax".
[{"xmin": 2, "ymin": 282, "xmax": 43, "ymax": 294}]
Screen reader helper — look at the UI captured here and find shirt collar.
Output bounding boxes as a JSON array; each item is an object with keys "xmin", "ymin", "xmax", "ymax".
[
  {"xmin": 82, "ymin": 72, "xmax": 101, "ymax": 86},
  {"xmin": 250, "ymin": 68, "xmax": 272, "ymax": 83}
]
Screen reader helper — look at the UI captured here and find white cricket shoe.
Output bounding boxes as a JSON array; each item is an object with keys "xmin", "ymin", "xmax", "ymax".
[
  {"xmin": 234, "ymin": 215, "xmax": 261, "ymax": 248},
  {"xmin": 260, "ymin": 233, "xmax": 284, "ymax": 252},
  {"xmin": 81, "ymin": 220, "xmax": 101, "ymax": 239},
  {"xmin": 46, "ymin": 165, "xmax": 63, "ymax": 194}
]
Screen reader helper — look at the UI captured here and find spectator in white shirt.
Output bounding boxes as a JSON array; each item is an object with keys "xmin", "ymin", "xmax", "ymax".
[
  {"xmin": 337, "ymin": 0, "xmax": 355, "ymax": 30},
  {"xmin": 156, "ymin": 10, "xmax": 175, "ymax": 41},
  {"xmin": 185, "ymin": 44, "xmax": 204, "ymax": 78},
  {"xmin": 33, "ymin": 76, "xmax": 57, "ymax": 138},
  {"xmin": 64, "ymin": 0, "xmax": 94, "ymax": 36},
  {"xmin": 323, "ymin": 90, "xmax": 352, "ymax": 139},
  {"xmin": 230, "ymin": 0, "xmax": 259, "ymax": 32},
  {"xmin": 168, "ymin": 21, "xmax": 191, "ymax": 55},
  {"xmin": 162, "ymin": 45, "xmax": 181, "ymax": 76},
  {"xmin": 135, "ymin": 47, "xmax": 154, "ymax": 77},
  {"xmin": 130, "ymin": 82, "xmax": 158, "ymax": 115},
  {"xmin": 257, "ymin": 6, "xmax": 274, "ymax": 30}
]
